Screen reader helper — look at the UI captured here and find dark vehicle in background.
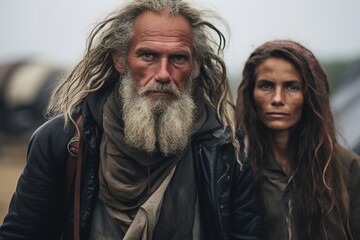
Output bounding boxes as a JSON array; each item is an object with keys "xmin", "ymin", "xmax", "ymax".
[
  {"xmin": 332, "ymin": 59, "xmax": 360, "ymax": 155},
  {"xmin": 0, "ymin": 59, "xmax": 65, "ymax": 137}
]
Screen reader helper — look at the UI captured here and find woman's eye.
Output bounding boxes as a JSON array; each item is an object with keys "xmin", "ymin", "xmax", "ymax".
[
  {"xmin": 259, "ymin": 82, "xmax": 273, "ymax": 90},
  {"xmin": 286, "ymin": 82, "xmax": 301, "ymax": 91}
]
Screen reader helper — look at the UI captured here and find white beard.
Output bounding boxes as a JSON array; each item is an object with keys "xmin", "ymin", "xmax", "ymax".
[{"xmin": 119, "ymin": 70, "xmax": 196, "ymax": 156}]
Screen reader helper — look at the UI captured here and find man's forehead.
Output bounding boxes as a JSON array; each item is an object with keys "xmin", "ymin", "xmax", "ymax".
[{"xmin": 133, "ymin": 10, "xmax": 193, "ymax": 37}]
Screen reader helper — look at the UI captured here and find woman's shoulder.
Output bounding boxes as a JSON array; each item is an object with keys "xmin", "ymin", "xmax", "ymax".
[{"xmin": 336, "ymin": 144, "xmax": 360, "ymax": 174}]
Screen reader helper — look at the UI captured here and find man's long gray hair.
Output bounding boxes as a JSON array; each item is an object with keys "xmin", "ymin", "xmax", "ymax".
[{"xmin": 46, "ymin": 0, "xmax": 239, "ymax": 158}]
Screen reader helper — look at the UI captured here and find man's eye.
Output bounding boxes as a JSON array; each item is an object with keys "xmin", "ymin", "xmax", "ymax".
[
  {"xmin": 170, "ymin": 54, "xmax": 189, "ymax": 64},
  {"xmin": 141, "ymin": 52, "xmax": 156, "ymax": 61}
]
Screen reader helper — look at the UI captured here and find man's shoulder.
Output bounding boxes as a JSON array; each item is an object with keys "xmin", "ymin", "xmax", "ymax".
[
  {"xmin": 29, "ymin": 115, "xmax": 74, "ymax": 153},
  {"xmin": 196, "ymin": 126, "xmax": 232, "ymax": 144},
  {"xmin": 32, "ymin": 115, "xmax": 69, "ymax": 138}
]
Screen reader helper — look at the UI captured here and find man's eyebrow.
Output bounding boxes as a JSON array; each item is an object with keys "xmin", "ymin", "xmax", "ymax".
[
  {"xmin": 135, "ymin": 47, "xmax": 155, "ymax": 53},
  {"xmin": 170, "ymin": 51, "xmax": 191, "ymax": 56}
]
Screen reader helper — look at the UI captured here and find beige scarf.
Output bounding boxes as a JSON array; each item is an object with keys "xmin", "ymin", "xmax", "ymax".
[
  {"xmin": 124, "ymin": 166, "xmax": 176, "ymax": 240},
  {"xmin": 98, "ymin": 88, "xmax": 206, "ymax": 237}
]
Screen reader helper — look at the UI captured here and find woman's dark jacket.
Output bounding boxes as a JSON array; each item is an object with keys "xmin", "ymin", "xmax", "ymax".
[{"xmin": 0, "ymin": 83, "xmax": 262, "ymax": 240}]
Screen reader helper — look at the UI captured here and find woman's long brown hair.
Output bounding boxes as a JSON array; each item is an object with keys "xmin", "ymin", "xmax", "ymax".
[{"xmin": 235, "ymin": 40, "xmax": 350, "ymax": 240}]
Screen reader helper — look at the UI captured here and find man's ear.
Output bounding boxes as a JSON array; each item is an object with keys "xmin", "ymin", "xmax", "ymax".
[{"xmin": 112, "ymin": 50, "xmax": 125, "ymax": 74}]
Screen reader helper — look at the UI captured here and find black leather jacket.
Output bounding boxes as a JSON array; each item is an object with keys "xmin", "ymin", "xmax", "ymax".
[{"xmin": 0, "ymin": 84, "xmax": 263, "ymax": 240}]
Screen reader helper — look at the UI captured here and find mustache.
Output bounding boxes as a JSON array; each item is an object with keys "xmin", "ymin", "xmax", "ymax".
[{"xmin": 138, "ymin": 82, "xmax": 182, "ymax": 97}]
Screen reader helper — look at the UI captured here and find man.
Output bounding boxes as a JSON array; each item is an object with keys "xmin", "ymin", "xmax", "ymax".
[{"xmin": 0, "ymin": 0, "xmax": 262, "ymax": 239}]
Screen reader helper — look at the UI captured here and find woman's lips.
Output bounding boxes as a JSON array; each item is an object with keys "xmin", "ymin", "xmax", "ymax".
[{"xmin": 266, "ymin": 112, "xmax": 289, "ymax": 118}]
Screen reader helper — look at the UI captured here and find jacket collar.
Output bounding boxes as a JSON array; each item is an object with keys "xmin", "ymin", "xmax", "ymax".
[{"xmin": 84, "ymin": 77, "xmax": 117, "ymax": 128}]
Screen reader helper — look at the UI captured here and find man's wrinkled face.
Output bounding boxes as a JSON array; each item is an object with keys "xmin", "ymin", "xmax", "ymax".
[
  {"xmin": 122, "ymin": 10, "xmax": 198, "ymax": 109},
  {"xmin": 116, "ymin": 11, "xmax": 201, "ymax": 156}
]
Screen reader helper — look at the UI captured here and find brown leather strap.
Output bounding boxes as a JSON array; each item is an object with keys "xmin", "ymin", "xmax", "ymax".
[
  {"xmin": 73, "ymin": 116, "xmax": 83, "ymax": 240},
  {"xmin": 62, "ymin": 116, "xmax": 83, "ymax": 240},
  {"xmin": 63, "ymin": 137, "xmax": 79, "ymax": 209}
]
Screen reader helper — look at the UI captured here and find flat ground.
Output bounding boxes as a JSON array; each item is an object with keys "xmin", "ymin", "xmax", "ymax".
[{"xmin": 0, "ymin": 137, "xmax": 27, "ymax": 223}]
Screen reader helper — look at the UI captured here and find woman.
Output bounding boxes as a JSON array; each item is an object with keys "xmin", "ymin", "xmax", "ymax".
[{"xmin": 235, "ymin": 39, "xmax": 360, "ymax": 240}]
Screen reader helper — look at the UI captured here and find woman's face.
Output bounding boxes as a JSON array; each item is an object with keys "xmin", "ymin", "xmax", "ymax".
[{"xmin": 253, "ymin": 57, "xmax": 304, "ymax": 132}]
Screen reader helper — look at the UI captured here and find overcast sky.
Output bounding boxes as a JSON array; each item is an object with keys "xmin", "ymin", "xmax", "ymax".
[{"xmin": 1, "ymin": 0, "xmax": 360, "ymax": 77}]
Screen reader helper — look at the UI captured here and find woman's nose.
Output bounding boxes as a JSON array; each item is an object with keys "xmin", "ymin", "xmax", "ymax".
[{"xmin": 271, "ymin": 88, "xmax": 285, "ymax": 106}]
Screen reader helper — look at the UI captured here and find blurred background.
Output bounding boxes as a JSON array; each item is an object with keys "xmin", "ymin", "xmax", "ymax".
[{"xmin": 1, "ymin": 0, "xmax": 360, "ymax": 222}]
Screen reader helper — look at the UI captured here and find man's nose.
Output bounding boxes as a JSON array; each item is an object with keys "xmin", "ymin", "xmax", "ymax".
[{"xmin": 155, "ymin": 58, "xmax": 171, "ymax": 83}]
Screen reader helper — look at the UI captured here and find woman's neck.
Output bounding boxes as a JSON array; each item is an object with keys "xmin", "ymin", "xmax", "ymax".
[{"xmin": 267, "ymin": 130, "xmax": 293, "ymax": 177}]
